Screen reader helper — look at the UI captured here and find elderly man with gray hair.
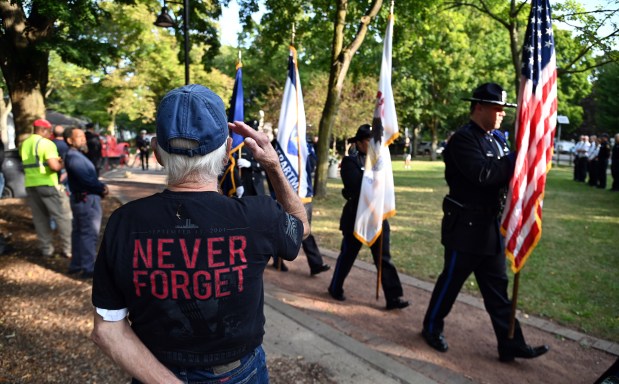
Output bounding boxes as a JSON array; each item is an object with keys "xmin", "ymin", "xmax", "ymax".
[{"xmin": 91, "ymin": 84, "xmax": 309, "ymax": 383}]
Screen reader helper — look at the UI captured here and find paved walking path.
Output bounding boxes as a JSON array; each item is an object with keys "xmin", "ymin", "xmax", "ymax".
[{"xmin": 100, "ymin": 167, "xmax": 618, "ymax": 383}]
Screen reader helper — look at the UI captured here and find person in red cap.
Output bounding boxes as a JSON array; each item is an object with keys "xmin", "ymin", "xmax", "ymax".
[{"xmin": 19, "ymin": 118, "xmax": 72, "ymax": 258}]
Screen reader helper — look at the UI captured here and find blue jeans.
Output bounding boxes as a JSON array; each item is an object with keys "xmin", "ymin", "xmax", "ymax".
[
  {"xmin": 0, "ymin": 172, "xmax": 5, "ymax": 197},
  {"xmin": 133, "ymin": 346, "xmax": 269, "ymax": 384},
  {"xmin": 69, "ymin": 194, "xmax": 102, "ymax": 273}
]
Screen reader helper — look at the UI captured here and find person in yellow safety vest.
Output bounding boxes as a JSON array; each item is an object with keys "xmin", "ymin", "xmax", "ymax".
[{"xmin": 19, "ymin": 119, "xmax": 72, "ymax": 258}]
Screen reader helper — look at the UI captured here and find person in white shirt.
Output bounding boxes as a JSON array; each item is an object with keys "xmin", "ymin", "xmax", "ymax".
[
  {"xmin": 587, "ymin": 135, "xmax": 599, "ymax": 186},
  {"xmin": 573, "ymin": 135, "xmax": 589, "ymax": 182}
]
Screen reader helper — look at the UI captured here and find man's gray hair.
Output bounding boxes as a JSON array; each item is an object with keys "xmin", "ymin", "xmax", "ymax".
[{"xmin": 156, "ymin": 138, "xmax": 228, "ymax": 186}]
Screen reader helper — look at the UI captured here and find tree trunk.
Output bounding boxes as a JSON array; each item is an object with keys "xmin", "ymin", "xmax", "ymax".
[
  {"xmin": 315, "ymin": 82, "xmax": 343, "ymax": 197},
  {"xmin": 508, "ymin": 0, "xmax": 522, "ymax": 94},
  {"xmin": 8, "ymin": 85, "xmax": 47, "ymax": 146},
  {"xmin": 430, "ymin": 116, "xmax": 438, "ymax": 161},
  {"xmin": 0, "ymin": 0, "xmax": 52, "ymax": 147},
  {"xmin": 314, "ymin": 0, "xmax": 347, "ymax": 198},
  {"xmin": 107, "ymin": 113, "xmax": 117, "ymax": 136},
  {"xmin": 313, "ymin": 0, "xmax": 383, "ymax": 198},
  {"xmin": 0, "ymin": 88, "xmax": 12, "ymax": 145}
]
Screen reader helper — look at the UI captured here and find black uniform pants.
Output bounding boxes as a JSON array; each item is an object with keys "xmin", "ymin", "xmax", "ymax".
[
  {"xmin": 139, "ymin": 150, "xmax": 149, "ymax": 170},
  {"xmin": 588, "ymin": 159, "xmax": 599, "ymax": 186},
  {"xmin": 423, "ymin": 247, "xmax": 526, "ymax": 350},
  {"xmin": 597, "ymin": 160, "xmax": 609, "ymax": 188},
  {"xmin": 576, "ymin": 157, "xmax": 588, "ymax": 181},
  {"xmin": 612, "ymin": 163, "xmax": 619, "ymax": 191},
  {"xmin": 329, "ymin": 221, "xmax": 403, "ymax": 301},
  {"xmin": 302, "ymin": 234, "xmax": 326, "ymax": 271}
]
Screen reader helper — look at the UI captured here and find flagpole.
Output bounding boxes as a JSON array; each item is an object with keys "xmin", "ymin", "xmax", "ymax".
[
  {"xmin": 508, "ymin": 271, "xmax": 521, "ymax": 339},
  {"xmin": 277, "ymin": 24, "xmax": 297, "ymax": 273},
  {"xmin": 376, "ymin": 232, "xmax": 383, "ymax": 300},
  {"xmin": 501, "ymin": 0, "xmax": 557, "ymax": 339},
  {"xmin": 290, "ymin": 23, "xmax": 303, "ymax": 198},
  {"xmin": 237, "ymin": 50, "xmax": 243, "ymax": 161},
  {"xmin": 375, "ymin": 0, "xmax": 394, "ymax": 301}
]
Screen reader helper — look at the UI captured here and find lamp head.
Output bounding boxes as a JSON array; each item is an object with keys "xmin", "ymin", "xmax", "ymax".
[{"xmin": 154, "ymin": 7, "xmax": 176, "ymax": 28}]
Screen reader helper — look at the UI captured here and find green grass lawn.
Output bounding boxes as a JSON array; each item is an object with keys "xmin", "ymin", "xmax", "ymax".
[{"xmin": 312, "ymin": 159, "xmax": 619, "ymax": 343}]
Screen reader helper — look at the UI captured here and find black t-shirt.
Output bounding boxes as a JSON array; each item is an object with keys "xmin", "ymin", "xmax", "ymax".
[
  {"xmin": 136, "ymin": 136, "xmax": 150, "ymax": 152},
  {"xmin": 92, "ymin": 190, "xmax": 302, "ymax": 367}
]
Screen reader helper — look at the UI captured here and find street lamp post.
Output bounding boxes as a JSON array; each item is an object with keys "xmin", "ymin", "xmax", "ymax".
[{"xmin": 154, "ymin": 0, "xmax": 190, "ymax": 85}]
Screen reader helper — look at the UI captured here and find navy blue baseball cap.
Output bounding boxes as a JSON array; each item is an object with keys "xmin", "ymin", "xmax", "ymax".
[{"xmin": 156, "ymin": 84, "xmax": 228, "ymax": 157}]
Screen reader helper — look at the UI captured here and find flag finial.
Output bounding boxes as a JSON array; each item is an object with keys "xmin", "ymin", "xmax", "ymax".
[
  {"xmin": 390, "ymin": 0, "xmax": 394, "ymax": 15},
  {"xmin": 291, "ymin": 23, "xmax": 296, "ymax": 45}
]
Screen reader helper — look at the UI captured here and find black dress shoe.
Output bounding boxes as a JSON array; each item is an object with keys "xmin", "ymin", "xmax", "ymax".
[
  {"xmin": 422, "ymin": 329, "xmax": 448, "ymax": 352},
  {"xmin": 310, "ymin": 264, "xmax": 331, "ymax": 276},
  {"xmin": 79, "ymin": 270, "xmax": 94, "ymax": 279},
  {"xmin": 386, "ymin": 297, "xmax": 410, "ymax": 310},
  {"xmin": 272, "ymin": 261, "xmax": 288, "ymax": 272},
  {"xmin": 67, "ymin": 268, "xmax": 82, "ymax": 275},
  {"xmin": 328, "ymin": 288, "xmax": 346, "ymax": 301},
  {"xmin": 498, "ymin": 344, "xmax": 549, "ymax": 362}
]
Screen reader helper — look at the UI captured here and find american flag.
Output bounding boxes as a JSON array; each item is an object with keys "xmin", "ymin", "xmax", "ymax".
[
  {"xmin": 353, "ymin": 12, "xmax": 398, "ymax": 246},
  {"xmin": 500, "ymin": 0, "xmax": 557, "ymax": 273}
]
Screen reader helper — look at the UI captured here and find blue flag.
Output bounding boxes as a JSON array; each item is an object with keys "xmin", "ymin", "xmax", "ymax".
[
  {"xmin": 219, "ymin": 62, "xmax": 245, "ymax": 196},
  {"xmin": 228, "ymin": 62, "xmax": 245, "ymax": 151}
]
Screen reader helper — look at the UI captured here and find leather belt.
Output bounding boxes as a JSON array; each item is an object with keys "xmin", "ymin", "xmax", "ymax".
[
  {"xmin": 444, "ymin": 196, "xmax": 498, "ymax": 216},
  {"xmin": 211, "ymin": 359, "xmax": 241, "ymax": 375}
]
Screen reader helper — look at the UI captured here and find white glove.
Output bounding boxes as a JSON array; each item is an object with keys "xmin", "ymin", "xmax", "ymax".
[
  {"xmin": 236, "ymin": 186, "xmax": 245, "ymax": 198},
  {"xmin": 237, "ymin": 158, "xmax": 251, "ymax": 168}
]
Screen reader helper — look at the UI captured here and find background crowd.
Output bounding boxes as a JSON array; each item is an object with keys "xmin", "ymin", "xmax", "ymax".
[{"xmin": 572, "ymin": 133, "xmax": 619, "ymax": 191}]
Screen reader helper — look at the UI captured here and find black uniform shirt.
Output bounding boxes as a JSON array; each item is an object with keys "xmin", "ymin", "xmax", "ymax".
[
  {"xmin": 441, "ymin": 121, "xmax": 516, "ymax": 255},
  {"xmin": 444, "ymin": 121, "xmax": 515, "ymax": 212},
  {"xmin": 598, "ymin": 141, "xmax": 610, "ymax": 162},
  {"xmin": 339, "ymin": 153, "xmax": 365, "ymax": 235}
]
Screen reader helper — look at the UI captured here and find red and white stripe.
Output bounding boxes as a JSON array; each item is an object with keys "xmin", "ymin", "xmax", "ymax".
[{"xmin": 500, "ymin": 53, "xmax": 557, "ymax": 273}]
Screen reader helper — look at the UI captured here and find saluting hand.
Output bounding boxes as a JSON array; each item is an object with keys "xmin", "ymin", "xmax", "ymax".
[{"xmin": 228, "ymin": 121, "xmax": 278, "ymax": 170}]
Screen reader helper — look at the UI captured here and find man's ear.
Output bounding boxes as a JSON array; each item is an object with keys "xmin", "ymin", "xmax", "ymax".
[{"xmin": 152, "ymin": 137, "xmax": 164, "ymax": 166}]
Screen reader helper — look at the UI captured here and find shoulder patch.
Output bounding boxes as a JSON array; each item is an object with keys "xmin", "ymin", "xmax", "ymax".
[{"xmin": 284, "ymin": 212, "xmax": 300, "ymax": 246}]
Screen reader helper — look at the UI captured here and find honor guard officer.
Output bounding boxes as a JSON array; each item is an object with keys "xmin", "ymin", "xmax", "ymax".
[
  {"xmin": 421, "ymin": 83, "xmax": 549, "ymax": 362},
  {"xmin": 328, "ymin": 124, "xmax": 409, "ymax": 310}
]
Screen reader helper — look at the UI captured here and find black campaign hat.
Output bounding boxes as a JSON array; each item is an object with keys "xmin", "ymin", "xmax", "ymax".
[
  {"xmin": 462, "ymin": 83, "xmax": 517, "ymax": 108},
  {"xmin": 347, "ymin": 124, "xmax": 372, "ymax": 143}
]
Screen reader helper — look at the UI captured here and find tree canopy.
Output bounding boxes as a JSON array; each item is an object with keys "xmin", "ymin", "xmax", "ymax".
[{"xmin": 1, "ymin": 0, "xmax": 617, "ymax": 194}]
